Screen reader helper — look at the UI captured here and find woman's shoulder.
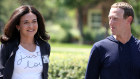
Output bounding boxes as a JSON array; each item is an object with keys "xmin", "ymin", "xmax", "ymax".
[
  {"xmin": 37, "ymin": 39, "xmax": 51, "ymax": 55},
  {"xmin": 37, "ymin": 39, "xmax": 50, "ymax": 48},
  {"xmin": 0, "ymin": 39, "xmax": 19, "ymax": 54},
  {"xmin": 1, "ymin": 39, "xmax": 18, "ymax": 46}
]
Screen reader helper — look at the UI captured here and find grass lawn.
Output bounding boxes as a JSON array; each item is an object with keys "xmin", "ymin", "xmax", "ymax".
[
  {"xmin": 49, "ymin": 43, "xmax": 93, "ymax": 63},
  {"xmin": 50, "ymin": 43, "xmax": 93, "ymax": 54},
  {"xmin": 49, "ymin": 43, "xmax": 93, "ymax": 62}
]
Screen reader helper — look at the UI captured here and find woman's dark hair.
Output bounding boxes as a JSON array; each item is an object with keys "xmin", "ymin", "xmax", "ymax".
[{"xmin": 0, "ymin": 5, "xmax": 50, "ymax": 43}]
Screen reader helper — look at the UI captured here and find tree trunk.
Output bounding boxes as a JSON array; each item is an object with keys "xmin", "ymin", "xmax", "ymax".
[
  {"xmin": 77, "ymin": 7, "xmax": 84, "ymax": 43},
  {"xmin": 102, "ymin": 0, "xmax": 115, "ymax": 37}
]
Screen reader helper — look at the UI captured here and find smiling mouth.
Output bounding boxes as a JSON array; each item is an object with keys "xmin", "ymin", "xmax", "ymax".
[{"xmin": 27, "ymin": 30, "xmax": 34, "ymax": 32}]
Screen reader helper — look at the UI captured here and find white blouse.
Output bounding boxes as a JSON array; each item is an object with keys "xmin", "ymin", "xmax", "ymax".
[{"xmin": 12, "ymin": 45, "xmax": 43, "ymax": 79}]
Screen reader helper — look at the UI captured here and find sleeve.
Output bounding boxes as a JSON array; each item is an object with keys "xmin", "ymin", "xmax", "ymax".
[
  {"xmin": 0, "ymin": 44, "xmax": 5, "ymax": 78},
  {"xmin": 45, "ymin": 42, "xmax": 51, "ymax": 79},
  {"xmin": 85, "ymin": 44, "xmax": 101, "ymax": 79},
  {"xmin": 47, "ymin": 43, "xmax": 51, "ymax": 57}
]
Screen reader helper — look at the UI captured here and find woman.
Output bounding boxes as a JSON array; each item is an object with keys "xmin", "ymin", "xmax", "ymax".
[{"xmin": 0, "ymin": 5, "xmax": 50, "ymax": 79}]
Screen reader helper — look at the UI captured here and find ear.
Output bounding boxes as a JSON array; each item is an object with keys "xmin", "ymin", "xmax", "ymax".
[
  {"xmin": 127, "ymin": 16, "xmax": 133, "ymax": 24},
  {"xmin": 16, "ymin": 25, "xmax": 20, "ymax": 31}
]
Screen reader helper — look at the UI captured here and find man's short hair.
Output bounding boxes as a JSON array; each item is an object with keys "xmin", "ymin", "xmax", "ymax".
[{"xmin": 111, "ymin": 2, "xmax": 134, "ymax": 24}]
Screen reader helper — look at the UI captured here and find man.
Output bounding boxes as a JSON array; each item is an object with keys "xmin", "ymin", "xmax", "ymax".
[{"xmin": 85, "ymin": 2, "xmax": 140, "ymax": 79}]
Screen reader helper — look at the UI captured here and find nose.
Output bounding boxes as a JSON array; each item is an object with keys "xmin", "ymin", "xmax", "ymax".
[
  {"xmin": 109, "ymin": 19, "xmax": 114, "ymax": 26},
  {"xmin": 28, "ymin": 23, "xmax": 33, "ymax": 28}
]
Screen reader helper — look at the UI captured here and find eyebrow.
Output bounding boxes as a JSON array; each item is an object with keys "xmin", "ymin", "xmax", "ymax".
[
  {"xmin": 33, "ymin": 19, "xmax": 37, "ymax": 21},
  {"xmin": 22, "ymin": 19, "xmax": 37, "ymax": 22},
  {"xmin": 108, "ymin": 15, "xmax": 118, "ymax": 18}
]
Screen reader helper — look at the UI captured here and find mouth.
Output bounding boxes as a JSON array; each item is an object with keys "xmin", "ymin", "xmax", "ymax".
[
  {"xmin": 27, "ymin": 30, "xmax": 34, "ymax": 32},
  {"xmin": 110, "ymin": 26, "xmax": 115, "ymax": 30}
]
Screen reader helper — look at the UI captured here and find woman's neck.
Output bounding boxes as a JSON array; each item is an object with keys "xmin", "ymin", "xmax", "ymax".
[
  {"xmin": 20, "ymin": 37, "xmax": 35, "ymax": 44},
  {"xmin": 20, "ymin": 37, "xmax": 36, "ymax": 52}
]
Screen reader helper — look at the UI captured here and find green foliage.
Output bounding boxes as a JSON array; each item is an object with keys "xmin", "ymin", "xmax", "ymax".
[
  {"xmin": 69, "ymin": 29, "xmax": 81, "ymax": 42},
  {"xmin": 18, "ymin": 0, "xmax": 51, "ymax": 21},
  {"xmin": 57, "ymin": 0, "xmax": 101, "ymax": 8},
  {"xmin": 0, "ymin": 0, "xmax": 20, "ymax": 23},
  {"xmin": 83, "ymin": 27, "xmax": 106, "ymax": 44},
  {"xmin": 47, "ymin": 24, "xmax": 68, "ymax": 42},
  {"xmin": 48, "ymin": 53, "xmax": 90, "ymax": 79},
  {"xmin": 47, "ymin": 24, "xmax": 81, "ymax": 43},
  {"xmin": 47, "ymin": 22, "xmax": 106, "ymax": 43},
  {"xmin": 60, "ymin": 21, "xmax": 72, "ymax": 30},
  {"xmin": 131, "ymin": 24, "xmax": 140, "ymax": 39},
  {"xmin": 48, "ymin": 43, "xmax": 92, "ymax": 79},
  {"xmin": 47, "ymin": 18, "xmax": 81, "ymax": 43}
]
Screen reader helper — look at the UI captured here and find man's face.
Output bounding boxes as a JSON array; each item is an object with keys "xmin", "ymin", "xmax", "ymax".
[{"xmin": 108, "ymin": 8, "xmax": 128, "ymax": 36}]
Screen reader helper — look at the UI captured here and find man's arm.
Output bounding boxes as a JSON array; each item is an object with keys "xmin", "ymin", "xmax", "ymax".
[{"xmin": 85, "ymin": 44, "xmax": 101, "ymax": 79}]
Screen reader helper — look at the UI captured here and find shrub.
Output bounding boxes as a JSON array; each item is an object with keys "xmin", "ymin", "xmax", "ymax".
[
  {"xmin": 47, "ymin": 24, "xmax": 68, "ymax": 42},
  {"xmin": 69, "ymin": 29, "xmax": 81, "ymax": 43},
  {"xmin": 46, "ymin": 22, "xmax": 81, "ymax": 43},
  {"xmin": 48, "ymin": 53, "xmax": 89, "ymax": 79},
  {"xmin": 83, "ymin": 27, "xmax": 106, "ymax": 44}
]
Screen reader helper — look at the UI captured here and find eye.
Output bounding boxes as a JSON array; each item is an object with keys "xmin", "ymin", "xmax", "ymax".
[
  {"xmin": 33, "ymin": 20, "xmax": 37, "ymax": 23},
  {"xmin": 113, "ymin": 17, "xmax": 118, "ymax": 20},
  {"xmin": 24, "ymin": 21, "xmax": 28, "ymax": 24}
]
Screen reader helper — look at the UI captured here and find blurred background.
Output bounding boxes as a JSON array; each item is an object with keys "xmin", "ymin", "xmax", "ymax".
[{"xmin": 0, "ymin": 0, "xmax": 140, "ymax": 79}]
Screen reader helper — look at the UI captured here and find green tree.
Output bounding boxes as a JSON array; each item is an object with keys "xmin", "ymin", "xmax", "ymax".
[
  {"xmin": 57, "ymin": 0, "xmax": 102, "ymax": 43},
  {"xmin": 18, "ymin": 0, "xmax": 50, "ymax": 20},
  {"xmin": 0, "ymin": 0, "xmax": 20, "ymax": 33}
]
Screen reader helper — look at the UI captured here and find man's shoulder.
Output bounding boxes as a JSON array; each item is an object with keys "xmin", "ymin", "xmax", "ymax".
[
  {"xmin": 130, "ymin": 36, "xmax": 140, "ymax": 45},
  {"xmin": 94, "ymin": 36, "xmax": 113, "ymax": 47}
]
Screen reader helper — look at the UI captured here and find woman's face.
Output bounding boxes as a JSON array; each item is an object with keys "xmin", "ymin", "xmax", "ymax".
[{"xmin": 17, "ymin": 12, "xmax": 38, "ymax": 39}]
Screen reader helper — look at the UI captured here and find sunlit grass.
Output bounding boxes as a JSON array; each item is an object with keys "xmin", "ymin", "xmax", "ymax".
[
  {"xmin": 50, "ymin": 42, "xmax": 93, "ymax": 48},
  {"xmin": 50, "ymin": 43, "xmax": 93, "ymax": 54}
]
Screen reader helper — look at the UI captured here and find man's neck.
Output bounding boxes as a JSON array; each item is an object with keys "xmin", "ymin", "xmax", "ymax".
[{"xmin": 114, "ymin": 33, "xmax": 132, "ymax": 44}]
